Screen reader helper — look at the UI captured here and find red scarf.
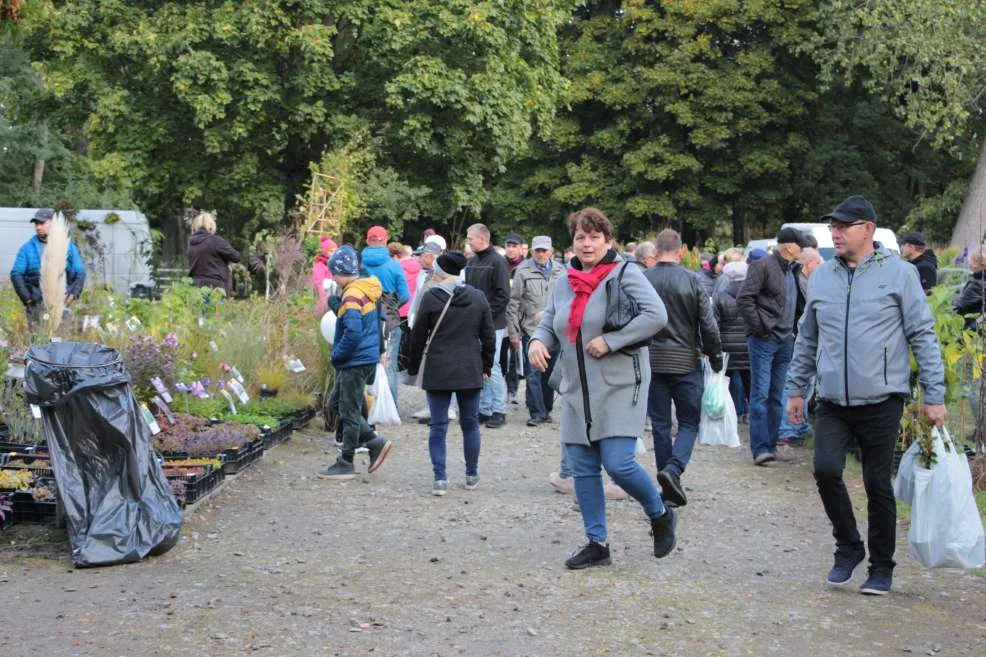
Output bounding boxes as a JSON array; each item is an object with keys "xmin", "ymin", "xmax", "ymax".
[{"xmin": 566, "ymin": 262, "xmax": 618, "ymax": 343}]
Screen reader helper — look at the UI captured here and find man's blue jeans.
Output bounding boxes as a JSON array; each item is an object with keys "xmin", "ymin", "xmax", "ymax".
[
  {"xmin": 565, "ymin": 438, "xmax": 665, "ymax": 543},
  {"xmin": 523, "ymin": 335, "xmax": 556, "ymax": 420},
  {"xmin": 426, "ymin": 388, "xmax": 482, "ymax": 481},
  {"xmin": 479, "ymin": 328, "xmax": 507, "ymax": 415},
  {"xmin": 779, "ymin": 376, "xmax": 814, "ymax": 440},
  {"xmin": 729, "ymin": 370, "xmax": 747, "ymax": 418},
  {"xmin": 647, "ymin": 368, "xmax": 704, "ymax": 477},
  {"xmin": 747, "ymin": 335, "xmax": 794, "ymax": 458}
]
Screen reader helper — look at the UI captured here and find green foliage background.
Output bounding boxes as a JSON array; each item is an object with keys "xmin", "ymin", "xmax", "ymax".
[{"xmin": 1, "ymin": 0, "xmax": 983, "ymax": 251}]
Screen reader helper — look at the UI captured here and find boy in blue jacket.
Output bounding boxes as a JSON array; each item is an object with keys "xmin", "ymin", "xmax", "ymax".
[{"xmin": 317, "ymin": 245, "xmax": 394, "ymax": 480}]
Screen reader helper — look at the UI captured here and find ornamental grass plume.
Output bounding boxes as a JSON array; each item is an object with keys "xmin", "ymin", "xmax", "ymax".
[{"xmin": 40, "ymin": 212, "xmax": 69, "ymax": 333}]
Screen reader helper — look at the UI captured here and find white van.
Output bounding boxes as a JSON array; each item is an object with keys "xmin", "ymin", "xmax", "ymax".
[{"xmin": 781, "ymin": 222, "xmax": 900, "ymax": 262}]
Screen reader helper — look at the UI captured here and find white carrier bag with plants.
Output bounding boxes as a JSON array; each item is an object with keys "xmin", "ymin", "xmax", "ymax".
[
  {"xmin": 367, "ymin": 362, "xmax": 401, "ymax": 426},
  {"xmin": 905, "ymin": 427, "xmax": 985, "ymax": 569},
  {"xmin": 698, "ymin": 354, "xmax": 740, "ymax": 447}
]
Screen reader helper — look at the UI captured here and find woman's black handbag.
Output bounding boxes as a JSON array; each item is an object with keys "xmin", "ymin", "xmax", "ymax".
[{"xmin": 603, "ymin": 262, "xmax": 649, "ymax": 351}]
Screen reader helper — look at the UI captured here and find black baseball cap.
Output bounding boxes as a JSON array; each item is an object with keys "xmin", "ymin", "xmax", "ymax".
[
  {"xmin": 822, "ymin": 195, "xmax": 877, "ymax": 225},
  {"xmin": 504, "ymin": 232, "xmax": 523, "ymax": 245},
  {"xmin": 901, "ymin": 231, "xmax": 926, "ymax": 247},
  {"xmin": 776, "ymin": 227, "xmax": 810, "ymax": 248},
  {"xmin": 31, "ymin": 208, "xmax": 54, "ymax": 223}
]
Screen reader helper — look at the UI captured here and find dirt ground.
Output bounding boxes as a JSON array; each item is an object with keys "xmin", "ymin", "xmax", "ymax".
[{"xmin": 1, "ymin": 383, "xmax": 985, "ymax": 657}]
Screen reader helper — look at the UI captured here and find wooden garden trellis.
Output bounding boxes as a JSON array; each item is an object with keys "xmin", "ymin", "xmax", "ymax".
[{"xmin": 300, "ymin": 172, "xmax": 343, "ymax": 240}]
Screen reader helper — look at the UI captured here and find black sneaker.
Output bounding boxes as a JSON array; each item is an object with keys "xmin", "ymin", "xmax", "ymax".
[
  {"xmin": 650, "ymin": 507, "xmax": 677, "ymax": 558},
  {"xmin": 479, "ymin": 413, "xmax": 492, "ymax": 423},
  {"xmin": 565, "ymin": 541, "xmax": 611, "ymax": 569},
  {"xmin": 485, "ymin": 412, "xmax": 506, "ymax": 428},
  {"xmin": 316, "ymin": 459, "xmax": 356, "ymax": 480},
  {"xmin": 826, "ymin": 548, "xmax": 865, "ymax": 586},
  {"xmin": 859, "ymin": 567, "xmax": 893, "ymax": 595},
  {"xmin": 526, "ymin": 416, "xmax": 544, "ymax": 427},
  {"xmin": 365, "ymin": 436, "xmax": 393, "ymax": 474},
  {"xmin": 657, "ymin": 469, "xmax": 687, "ymax": 507}
]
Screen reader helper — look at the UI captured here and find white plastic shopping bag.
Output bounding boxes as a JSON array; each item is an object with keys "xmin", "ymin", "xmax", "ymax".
[
  {"xmin": 908, "ymin": 427, "xmax": 985, "ymax": 569},
  {"xmin": 893, "ymin": 440, "xmax": 921, "ymax": 505},
  {"xmin": 698, "ymin": 355, "xmax": 740, "ymax": 448},
  {"xmin": 367, "ymin": 363, "xmax": 401, "ymax": 426}
]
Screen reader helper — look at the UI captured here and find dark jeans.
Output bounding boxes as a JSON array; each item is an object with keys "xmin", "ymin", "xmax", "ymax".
[
  {"xmin": 500, "ymin": 336, "xmax": 520, "ymax": 396},
  {"xmin": 647, "ymin": 368, "xmax": 704, "ymax": 477},
  {"xmin": 747, "ymin": 335, "xmax": 794, "ymax": 458},
  {"xmin": 728, "ymin": 369, "xmax": 750, "ymax": 418},
  {"xmin": 332, "ymin": 364, "xmax": 377, "ymax": 461},
  {"xmin": 814, "ymin": 397, "xmax": 904, "ymax": 570},
  {"xmin": 426, "ymin": 388, "xmax": 482, "ymax": 481},
  {"xmin": 523, "ymin": 335, "xmax": 555, "ymax": 420}
]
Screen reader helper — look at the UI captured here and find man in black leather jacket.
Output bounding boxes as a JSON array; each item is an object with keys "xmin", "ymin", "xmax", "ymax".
[{"xmin": 643, "ymin": 229, "xmax": 723, "ymax": 507}]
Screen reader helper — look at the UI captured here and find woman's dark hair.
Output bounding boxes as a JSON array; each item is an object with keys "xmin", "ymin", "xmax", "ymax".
[{"xmin": 567, "ymin": 207, "xmax": 614, "ymax": 241}]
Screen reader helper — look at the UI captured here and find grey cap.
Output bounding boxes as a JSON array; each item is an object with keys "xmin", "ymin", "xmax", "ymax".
[
  {"xmin": 31, "ymin": 208, "xmax": 54, "ymax": 223},
  {"xmin": 531, "ymin": 235, "xmax": 552, "ymax": 251},
  {"xmin": 420, "ymin": 242, "xmax": 442, "ymax": 256}
]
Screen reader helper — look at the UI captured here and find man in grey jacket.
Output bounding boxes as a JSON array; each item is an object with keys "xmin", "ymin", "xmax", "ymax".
[
  {"xmin": 786, "ymin": 195, "xmax": 946, "ymax": 596},
  {"xmin": 507, "ymin": 235, "xmax": 565, "ymax": 426}
]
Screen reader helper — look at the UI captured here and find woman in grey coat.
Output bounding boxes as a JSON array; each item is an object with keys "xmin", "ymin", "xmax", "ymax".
[{"xmin": 529, "ymin": 208, "xmax": 674, "ymax": 569}]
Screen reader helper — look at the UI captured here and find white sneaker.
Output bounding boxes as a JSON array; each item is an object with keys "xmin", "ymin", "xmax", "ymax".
[{"xmin": 412, "ymin": 408, "xmax": 430, "ymax": 420}]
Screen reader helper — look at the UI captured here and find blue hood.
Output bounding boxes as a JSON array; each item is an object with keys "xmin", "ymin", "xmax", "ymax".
[{"xmin": 361, "ymin": 246, "xmax": 390, "ymax": 268}]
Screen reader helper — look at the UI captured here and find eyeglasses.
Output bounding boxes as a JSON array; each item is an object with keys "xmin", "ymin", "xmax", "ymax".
[{"xmin": 828, "ymin": 221, "xmax": 870, "ymax": 232}]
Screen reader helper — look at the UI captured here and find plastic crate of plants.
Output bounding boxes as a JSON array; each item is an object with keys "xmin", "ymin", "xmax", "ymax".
[
  {"xmin": 222, "ymin": 437, "xmax": 264, "ymax": 475},
  {"xmin": 162, "ymin": 463, "xmax": 224, "ymax": 506},
  {"xmin": 1, "ymin": 453, "xmax": 54, "ymax": 479},
  {"xmin": 262, "ymin": 422, "xmax": 292, "ymax": 450},
  {"xmin": 11, "ymin": 478, "xmax": 58, "ymax": 523},
  {"xmin": 291, "ymin": 406, "xmax": 317, "ymax": 430}
]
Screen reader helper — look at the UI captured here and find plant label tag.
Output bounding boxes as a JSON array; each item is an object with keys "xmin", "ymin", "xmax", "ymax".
[
  {"xmin": 198, "ymin": 316, "xmax": 205, "ymax": 327},
  {"xmin": 30, "ymin": 404, "xmax": 42, "ymax": 420},
  {"xmin": 50, "ymin": 336, "xmax": 62, "ymax": 343},
  {"xmin": 228, "ymin": 379, "xmax": 250, "ymax": 404},
  {"xmin": 231, "ymin": 366, "xmax": 245, "ymax": 384},
  {"xmin": 152, "ymin": 396, "xmax": 175, "ymax": 424},
  {"xmin": 287, "ymin": 358, "xmax": 306, "ymax": 373},
  {"xmin": 150, "ymin": 377, "xmax": 173, "ymax": 403},
  {"xmin": 209, "ymin": 340, "xmax": 219, "ymax": 352},
  {"xmin": 140, "ymin": 404, "xmax": 161, "ymax": 435},
  {"xmin": 220, "ymin": 389, "xmax": 237, "ymax": 415}
]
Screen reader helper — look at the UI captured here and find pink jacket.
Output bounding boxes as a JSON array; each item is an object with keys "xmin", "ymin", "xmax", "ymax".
[
  {"xmin": 399, "ymin": 257, "xmax": 421, "ymax": 318},
  {"xmin": 312, "ymin": 254, "xmax": 330, "ymax": 308}
]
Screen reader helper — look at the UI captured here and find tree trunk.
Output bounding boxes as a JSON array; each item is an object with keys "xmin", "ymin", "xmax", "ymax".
[
  {"xmin": 950, "ymin": 135, "xmax": 986, "ymax": 248},
  {"xmin": 31, "ymin": 157, "xmax": 45, "ymax": 194}
]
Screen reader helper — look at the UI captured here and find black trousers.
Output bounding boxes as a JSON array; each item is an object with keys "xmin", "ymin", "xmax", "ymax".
[{"xmin": 813, "ymin": 396, "xmax": 904, "ymax": 569}]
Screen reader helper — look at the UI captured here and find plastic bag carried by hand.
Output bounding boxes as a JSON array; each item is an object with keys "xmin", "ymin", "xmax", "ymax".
[
  {"xmin": 907, "ymin": 427, "xmax": 985, "ymax": 569},
  {"xmin": 702, "ymin": 360, "xmax": 726, "ymax": 420},
  {"xmin": 367, "ymin": 362, "xmax": 401, "ymax": 426},
  {"xmin": 698, "ymin": 355, "xmax": 740, "ymax": 448},
  {"xmin": 893, "ymin": 440, "xmax": 921, "ymax": 505}
]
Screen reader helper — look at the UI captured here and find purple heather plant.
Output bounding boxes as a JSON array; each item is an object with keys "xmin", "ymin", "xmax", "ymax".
[{"xmin": 124, "ymin": 335, "xmax": 178, "ymax": 402}]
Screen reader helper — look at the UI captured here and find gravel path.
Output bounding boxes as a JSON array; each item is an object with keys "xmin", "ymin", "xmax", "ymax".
[{"xmin": 2, "ymin": 384, "xmax": 985, "ymax": 657}]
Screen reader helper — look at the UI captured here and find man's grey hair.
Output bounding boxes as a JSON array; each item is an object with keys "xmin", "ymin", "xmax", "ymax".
[
  {"xmin": 655, "ymin": 229, "xmax": 682, "ymax": 254},
  {"xmin": 798, "ymin": 247, "xmax": 822, "ymax": 266},
  {"xmin": 635, "ymin": 241, "xmax": 657, "ymax": 261},
  {"xmin": 466, "ymin": 223, "xmax": 490, "ymax": 240}
]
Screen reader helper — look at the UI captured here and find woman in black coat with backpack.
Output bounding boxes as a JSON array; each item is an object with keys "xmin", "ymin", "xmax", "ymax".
[{"xmin": 408, "ymin": 251, "xmax": 496, "ymax": 496}]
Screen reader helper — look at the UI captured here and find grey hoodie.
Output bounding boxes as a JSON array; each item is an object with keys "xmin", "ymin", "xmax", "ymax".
[{"xmin": 785, "ymin": 247, "xmax": 945, "ymax": 406}]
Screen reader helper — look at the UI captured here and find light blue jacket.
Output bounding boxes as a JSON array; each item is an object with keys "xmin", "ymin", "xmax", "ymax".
[{"xmin": 785, "ymin": 247, "xmax": 945, "ymax": 406}]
